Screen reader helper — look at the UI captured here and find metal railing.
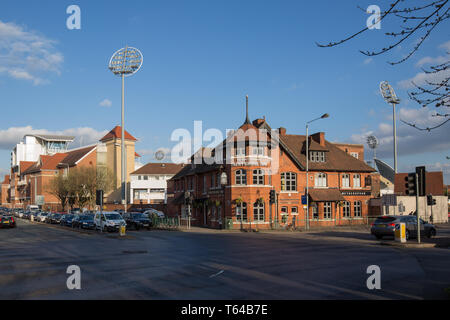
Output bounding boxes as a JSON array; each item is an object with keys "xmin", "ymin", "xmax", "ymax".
[{"xmin": 151, "ymin": 216, "xmax": 180, "ymax": 230}]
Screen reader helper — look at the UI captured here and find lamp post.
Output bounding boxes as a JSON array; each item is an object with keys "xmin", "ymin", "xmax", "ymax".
[
  {"xmin": 380, "ymin": 81, "xmax": 400, "ymax": 173},
  {"xmin": 109, "ymin": 46, "xmax": 143, "ymax": 213},
  {"xmin": 220, "ymin": 171, "xmax": 228, "ymax": 229},
  {"xmin": 306, "ymin": 113, "xmax": 329, "ymax": 231}
]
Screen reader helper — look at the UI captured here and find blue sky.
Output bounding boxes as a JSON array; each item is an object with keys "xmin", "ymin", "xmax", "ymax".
[{"xmin": 1, "ymin": 0, "xmax": 449, "ymax": 183}]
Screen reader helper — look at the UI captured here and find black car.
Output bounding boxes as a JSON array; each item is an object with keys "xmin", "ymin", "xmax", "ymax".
[
  {"xmin": 60, "ymin": 214, "xmax": 75, "ymax": 227},
  {"xmin": 49, "ymin": 213, "xmax": 63, "ymax": 224},
  {"xmin": 72, "ymin": 214, "xmax": 95, "ymax": 229},
  {"xmin": 0, "ymin": 215, "xmax": 16, "ymax": 229},
  {"xmin": 22, "ymin": 211, "xmax": 31, "ymax": 220},
  {"xmin": 122, "ymin": 212, "xmax": 151, "ymax": 230}
]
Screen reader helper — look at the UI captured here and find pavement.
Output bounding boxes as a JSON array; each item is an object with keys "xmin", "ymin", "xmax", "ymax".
[{"xmin": 0, "ymin": 219, "xmax": 449, "ymax": 300}]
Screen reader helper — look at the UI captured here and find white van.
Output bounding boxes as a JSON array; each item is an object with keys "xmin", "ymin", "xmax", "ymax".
[
  {"xmin": 94, "ymin": 211, "xmax": 126, "ymax": 232},
  {"xmin": 27, "ymin": 205, "xmax": 39, "ymax": 212}
]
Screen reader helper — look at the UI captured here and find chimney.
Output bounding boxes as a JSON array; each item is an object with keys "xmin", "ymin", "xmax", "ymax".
[
  {"xmin": 311, "ymin": 132, "xmax": 325, "ymax": 146},
  {"xmin": 252, "ymin": 118, "xmax": 265, "ymax": 127},
  {"xmin": 278, "ymin": 127, "xmax": 286, "ymax": 135}
]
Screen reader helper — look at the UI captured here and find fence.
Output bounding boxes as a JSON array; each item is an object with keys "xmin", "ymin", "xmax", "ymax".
[
  {"xmin": 231, "ymin": 216, "xmax": 379, "ymax": 232},
  {"xmin": 151, "ymin": 216, "xmax": 180, "ymax": 230}
]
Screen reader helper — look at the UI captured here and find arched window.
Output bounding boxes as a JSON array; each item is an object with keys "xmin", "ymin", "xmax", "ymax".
[
  {"xmin": 236, "ymin": 202, "xmax": 247, "ymax": 221},
  {"xmin": 354, "ymin": 201, "xmax": 362, "ymax": 217},
  {"xmin": 342, "ymin": 201, "xmax": 350, "ymax": 218},
  {"xmin": 253, "ymin": 169, "xmax": 264, "ymax": 185},
  {"xmin": 253, "ymin": 202, "xmax": 265, "ymax": 221},
  {"xmin": 315, "ymin": 173, "xmax": 327, "ymax": 187},
  {"xmin": 235, "ymin": 169, "xmax": 247, "ymax": 185},
  {"xmin": 281, "ymin": 172, "xmax": 297, "ymax": 191}
]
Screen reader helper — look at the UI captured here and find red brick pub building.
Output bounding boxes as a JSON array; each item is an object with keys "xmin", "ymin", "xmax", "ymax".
[{"xmin": 167, "ymin": 114, "xmax": 378, "ymax": 230}]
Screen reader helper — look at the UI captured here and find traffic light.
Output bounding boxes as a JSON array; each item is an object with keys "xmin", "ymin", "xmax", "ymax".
[
  {"xmin": 416, "ymin": 166, "xmax": 426, "ymax": 197},
  {"xmin": 427, "ymin": 194, "xmax": 433, "ymax": 206},
  {"xmin": 404, "ymin": 173, "xmax": 416, "ymax": 196},
  {"xmin": 432, "ymin": 199, "xmax": 436, "ymax": 206},
  {"xmin": 96, "ymin": 190, "xmax": 104, "ymax": 206},
  {"xmin": 269, "ymin": 190, "xmax": 276, "ymax": 204}
]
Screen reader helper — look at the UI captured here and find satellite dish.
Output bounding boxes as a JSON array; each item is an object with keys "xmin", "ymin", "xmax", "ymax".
[
  {"xmin": 366, "ymin": 135, "xmax": 378, "ymax": 159},
  {"xmin": 380, "ymin": 81, "xmax": 400, "ymax": 105}
]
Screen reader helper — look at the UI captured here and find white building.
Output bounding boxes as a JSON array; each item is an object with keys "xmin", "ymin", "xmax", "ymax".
[
  {"xmin": 11, "ymin": 134, "xmax": 74, "ymax": 169},
  {"xmin": 129, "ymin": 163, "xmax": 184, "ymax": 205}
]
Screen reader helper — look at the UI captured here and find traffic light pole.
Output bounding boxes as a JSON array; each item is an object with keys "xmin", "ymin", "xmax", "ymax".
[{"xmin": 415, "ymin": 173, "xmax": 421, "ymax": 244}]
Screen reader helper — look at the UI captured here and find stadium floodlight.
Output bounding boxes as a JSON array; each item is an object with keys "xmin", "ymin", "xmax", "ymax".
[
  {"xmin": 380, "ymin": 81, "xmax": 400, "ymax": 173},
  {"xmin": 109, "ymin": 46, "xmax": 143, "ymax": 212},
  {"xmin": 366, "ymin": 135, "xmax": 379, "ymax": 160}
]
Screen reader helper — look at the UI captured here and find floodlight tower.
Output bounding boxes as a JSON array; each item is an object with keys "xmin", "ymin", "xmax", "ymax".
[
  {"xmin": 366, "ymin": 135, "xmax": 379, "ymax": 160},
  {"xmin": 380, "ymin": 81, "xmax": 400, "ymax": 173},
  {"xmin": 109, "ymin": 46, "xmax": 143, "ymax": 212}
]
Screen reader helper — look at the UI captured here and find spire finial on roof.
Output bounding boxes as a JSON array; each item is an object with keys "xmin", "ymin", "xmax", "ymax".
[{"xmin": 244, "ymin": 95, "xmax": 250, "ymax": 124}]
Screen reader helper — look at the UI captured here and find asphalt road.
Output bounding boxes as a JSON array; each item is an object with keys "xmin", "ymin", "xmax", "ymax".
[{"xmin": 0, "ymin": 219, "xmax": 449, "ymax": 300}]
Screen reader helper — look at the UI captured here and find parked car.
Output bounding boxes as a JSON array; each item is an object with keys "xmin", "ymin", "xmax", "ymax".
[
  {"xmin": 37, "ymin": 212, "xmax": 49, "ymax": 223},
  {"xmin": 60, "ymin": 214, "xmax": 75, "ymax": 227},
  {"xmin": 371, "ymin": 215, "xmax": 437, "ymax": 240},
  {"xmin": 94, "ymin": 211, "xmax": 126, "ymax": 232},
  {"xmin": 72, "ymin": 214, "xmax": 95, "ymax": 229},
  {"xmin": 0, "ymin": 215, "xmax": 16, "ymax": 229},
  {"xmin": 122, "ymin": 212, "xmax": 151, "ymax": 230},
  {"xmin": 30, "ymin": 211, "xmax": 40, "ymax": 221},
  {"xmin": 49, "ymin": 213, "xmax": 63, "ymax": 224},
  {"xmin": 22, "ymin": 211, "xmax": 31, "ymax": 220},
  {"xmin": 144, "ymin": 209, "xmax": 165, "ymax": 219}
]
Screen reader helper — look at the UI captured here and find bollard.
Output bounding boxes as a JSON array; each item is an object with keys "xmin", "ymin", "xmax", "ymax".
[
  {"xmin": 395, "ymin": 222, "xmax": 406, "ymax": 243},
  {"xmin": 119, "ymin": 225, "xmax": 126, "ymax": 237}
]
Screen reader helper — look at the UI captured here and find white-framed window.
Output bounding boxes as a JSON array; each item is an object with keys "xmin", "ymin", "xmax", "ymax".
[
  {"xmin": 203, "ymin": 175, "xmax": 207, "ymax": 193},
  {"xmin": 354, "ymin": 201, "xmax": 362, "ymax": 217},
  {"xmin": 353, "ymin": 174, "xmax": 361, "ymax": 188},
  {"xmin": 253, "ymin": 202, "xmax": 265, "ymax": 221},
  {"xmin": 312, "ymin": 205, "xmax": 319, "ymax": 220},
  {"xmin": 235, "ymin": 146, "xmax": 246, "ymax": 156},
  {"xmin": 144, "ymin": 175, "xmax": 148, "ymax": 180},
  {"xmin": 252, "ymin": 146, "xmax": 264, "ymax": 156},
  {"xmin": 291, "ymin": 207, "xmax": 298, "ymax": 215},
  {"xmin": 342, "ymin": 174, "xmax": 350, "ymax": 188},
  {"xmin": 315, "ymin": 173, "xmax": 327, "ymax": 187},
  {"xmin": 138, "ymin": 175, "xmax": 142, "ymax": 180},
  {"xmin": 281, "ymin": 172, "xmax": 297, "ymax": 191},
  {"xmin": 216, "ymin": 173, "xmax": 221, "ymax": 188},
  {"xmin": 236, "ymin": 202, "xmax": 247, "ymax": 221},
  {"xmin": 324, "ymin": 202, "xmax": 332, "ymax": 220},
  {"xmin": 310, "ymin": 151, "xmax": 325, "ymax": 162},
  {"xmin": 281, "ymin": 206, "xmax": 288, "ymax": 215},
  {"xmin": 350, "ymin": 152, "xmax": 359, "ymax": 159},
  {"xmin": 253, "ymin": 169, "xmax": 264, "ymax": 185},
  {"xmin": 235, "ymin": 169, "xmax": 247, "ymax": 185},
  {"xmin": 342, "ymin": 201, "xmax": 350, "ymax": 218},
  {"xmin": 211, "ymin": 206, "xmax": 216, "ymax": 220}
]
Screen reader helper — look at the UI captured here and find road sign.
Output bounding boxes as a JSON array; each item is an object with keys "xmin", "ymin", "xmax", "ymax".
[
  {"xmin": 301, "ymin": 195, "xmax": 307, "ymax": 205},
  {"xmin": 36, "ymin": 195, "xmax": 45, "ymax": 206}
]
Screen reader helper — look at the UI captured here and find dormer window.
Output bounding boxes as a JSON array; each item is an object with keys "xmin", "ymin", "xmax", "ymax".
[
  {"xmin": 350, "ymin": 152, "xmax": 359, "ymax": 159},
  {"xmin": 310, "ymin": 151, "xmax": 325, "ymax": 162}
]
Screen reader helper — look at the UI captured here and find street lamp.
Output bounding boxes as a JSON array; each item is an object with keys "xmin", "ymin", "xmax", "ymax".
[
  {"xmin": 109, "ymin": 46, "xmax": 143, "ymax": 213},
  {"xmin": 380, "ymin": 81, "xmax": 400, "ymax": 173},
  {"xmin": 305, "ymin": 113, "xmax": 329, "ymax": 231}
]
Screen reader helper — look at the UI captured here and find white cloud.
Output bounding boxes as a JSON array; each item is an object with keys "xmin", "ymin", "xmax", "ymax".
[
  {"xmin": 0, "ymin": 126, "xmax": 108, "ymax": 150},
  {"xmin": 363, "ymin": 58, "xmax": 373, "ymax": 65},
  {"xmin": 399, "ymin": 40, "xmax": 450, "ymax": 89},
  {"xmin": 99, "ymin": 99, "xmax": 112, "ymax": 107},
  {"xmin": 350, "ymin": 107, "xmax": 450, "ymax": 159},
  {"xmin": 0, "ymin": 20, "xmax": 63, "ymax": 85}
]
